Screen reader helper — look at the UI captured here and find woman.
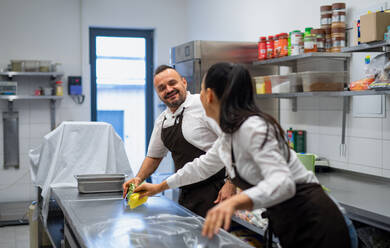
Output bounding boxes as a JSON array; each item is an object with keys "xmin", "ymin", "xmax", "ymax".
[{"xmin": 135, "ymin": 63, "xmax": 351, "ymax": 248}]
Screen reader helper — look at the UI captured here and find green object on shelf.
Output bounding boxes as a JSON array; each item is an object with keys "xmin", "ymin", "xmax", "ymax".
[{"xmin": 297, "ymin": 153, "xmax": 315, "ymax": 173}]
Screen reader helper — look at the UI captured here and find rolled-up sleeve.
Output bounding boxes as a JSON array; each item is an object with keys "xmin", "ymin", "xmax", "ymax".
[
  {"xmin": 166, "ymin": 138, "xmax": 225, "ymax": 189},
  {"xmin": 239, "ymin": 121, "xmax": 296, "ymax": 209}
]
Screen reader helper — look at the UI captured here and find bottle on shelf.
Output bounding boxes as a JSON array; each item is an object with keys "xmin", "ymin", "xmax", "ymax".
[{"xmin": 55, "ymin": 81, "xmax": 63, "ymax": 96}]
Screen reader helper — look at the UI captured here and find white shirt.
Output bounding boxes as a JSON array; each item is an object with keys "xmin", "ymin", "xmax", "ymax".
[
  {"xmin": 147, "ymin": 92, "xmax": 221, "ymax": 158},
  {"xmin": 166, "ymin": 116, "xmax": 318, "ymax": 210}
]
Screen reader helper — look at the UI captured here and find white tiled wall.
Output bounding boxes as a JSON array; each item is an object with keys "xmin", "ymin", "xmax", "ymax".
[{"xmin": 280, "ymin": 96, "xmax": 390, "ymax": 178}]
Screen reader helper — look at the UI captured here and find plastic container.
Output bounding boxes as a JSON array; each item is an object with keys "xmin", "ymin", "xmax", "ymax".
[
  {"xmin": 24, "ymin": 60, "xmax": 39, "ymax": 72},
  {"xmin": 290, "ymin": 30, "xmax": 304, "ymax": 55},
  {"xmin": 55, "ymin": 81, "xmax": 63, "ymax": 96},
  {"xmin": 11, "ymin": 60, "xmax": 24, "ymax": 72},
  {"xmin": 258, "ymin": 36, "xmax": 267, "ymax": 60},
  {"xmin": 304, "ymin": 34, "xmax": 317, "ymax": 53},
  {"xmin": 300, "ymin": 71, "xmax": 347, "ymax": 92},
  {"xmin": 279, "ymin": 33, "xmax": 289, "ymax": 57},
  {"xmin": 384, "ymin": 26, "xmax": 390, "ymax": 40},
  {"xmin": 274, "ymin": 34, "xmax": 280, "ymax": 58},
  {"xmin": 312, "ymin": 29, "xmax": 325, "ymax": 52},
  {"xmin": 43, "ymin": 87, "xmax": 53, "ymax": 96},
  {"xmin": 74, "ymin": 174, "xmax": 126, "ymax": 193},
  {"xmin": 257, "ymin": 73, "xmax": 302, "ymax": 93},
  {"xmin": 39, "ymin": 60, "xmax": 51, "ymax": 72},
  {"xmin": 266, "ymin": 36, "xmax": 274, "ymax": 59}
]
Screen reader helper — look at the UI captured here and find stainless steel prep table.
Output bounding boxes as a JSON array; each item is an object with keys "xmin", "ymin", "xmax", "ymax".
[
  {"xmin": 45, "ymin": 187, "xmax": 252, "ymax": 248},
  {"xmin": 317, "ymin": 169, "xmax": 390, "ymax": 232}
]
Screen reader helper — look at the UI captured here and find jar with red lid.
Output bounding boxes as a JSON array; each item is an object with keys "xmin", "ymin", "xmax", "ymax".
[
  {"xmin": 267, "ymin": 36, "xmax": 274, "ymax": 59},
  {"xmin": 258, "ymin": 36, "xmax": 267, "ymax": 60}
]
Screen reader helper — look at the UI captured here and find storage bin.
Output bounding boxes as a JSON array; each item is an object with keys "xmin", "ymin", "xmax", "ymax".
[
  {"xmin": 23, "ymin": 60, "xmax": 39, "ymax": 72},
  {"xmin": 39, "ymin": 60, "xmax": 51, "ymax": 72},
  {"xmin": 269, "ymin": 73, "xmax": 302, "ymax": 93},
  {"xmin": 300, "ymin": 71, "xmax": 347, "ymax": 92}
]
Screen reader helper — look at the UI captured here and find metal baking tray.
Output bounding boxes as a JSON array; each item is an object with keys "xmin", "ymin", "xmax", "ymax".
[{"xmin": 74, "ymin": 174, "xmax": 125, "ymax": 194}]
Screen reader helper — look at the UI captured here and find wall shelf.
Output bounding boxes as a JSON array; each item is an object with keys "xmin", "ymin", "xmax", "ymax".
[
  {"xmin": 0, "ymin": 95, "xmax": 63, "ymax": 101},
  {"xmin": 342, "ymin": 40, "xmax": 390, "ymax": 53},
  {"xmin": 252, "ymin": 52, "xmax": 351, "ymax": 67},
  {"xmin": 255, "ymin": 90, "xmax": 390, "ymax": 99},
  {"xmin": 0, "ymin": 71, "xmax": 63, "ymax": 78}
]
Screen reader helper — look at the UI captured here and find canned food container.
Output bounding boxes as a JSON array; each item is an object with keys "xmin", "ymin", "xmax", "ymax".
[
  {"xmin": 300, "ymin": 71, "xmax": 347, "ymax": 92},
  {"xmin": 74, "ymin": 174, "xmax": 126, "ymax": 193}
]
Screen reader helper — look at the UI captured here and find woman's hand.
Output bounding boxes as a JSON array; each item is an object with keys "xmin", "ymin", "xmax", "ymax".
[
  {"xmin": 202, "ymin": 193, "xmax": 254, "ymax": 239},
  {"xmin": 214, "ymin": 180, "xmax": 237, "ymax": 204},
  {"xmin": 134, "ymin": 181, "xmax": 169, "ymax": 199},
  {"xmin": 202, "ymin": 199, "xmax": 236, "ymax": 238}
]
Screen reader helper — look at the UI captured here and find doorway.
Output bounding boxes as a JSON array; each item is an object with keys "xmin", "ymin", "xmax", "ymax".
[{"xmin": 90, "ymin": 27, "xmax": 154, "ymax": 174}]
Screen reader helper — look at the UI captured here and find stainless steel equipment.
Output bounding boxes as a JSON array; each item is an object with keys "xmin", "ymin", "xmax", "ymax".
[
  {"xmin": 170, "ymin": 40, "xmax": 279, "ymax": 119},
  {"xmin": 3, "ymin": 101, "xmax": 19, "ymax": 169},
  {"xmin": 74, "ymin": 174, "xmax": 126, "ymax": 193}
]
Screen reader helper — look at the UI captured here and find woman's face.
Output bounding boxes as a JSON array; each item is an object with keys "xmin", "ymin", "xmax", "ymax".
[{"xmin": 200, "ymin": 78, "xmax": 220, "ymax": 123}]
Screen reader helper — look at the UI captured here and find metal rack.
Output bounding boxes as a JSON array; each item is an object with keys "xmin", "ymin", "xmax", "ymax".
[
  {"xmin": 341, "ymin": 40, "xmax": 390, "ymax": 53},
  {"xmin": 0, "ymin": 72, "xmax": 63, "ymax": 169},
  {"xmin": 252, "ymin": 53, "xmax": 351, "ymax": 156}
]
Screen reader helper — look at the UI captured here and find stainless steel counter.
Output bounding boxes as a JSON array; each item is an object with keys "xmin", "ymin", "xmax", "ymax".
[
  {"xmin": 317, "ymin": 170, "xmax": 390, "ymax": 232},
  {"xmin": 51, "ymin": 187, "xmax": 252, "ymax": 248}
]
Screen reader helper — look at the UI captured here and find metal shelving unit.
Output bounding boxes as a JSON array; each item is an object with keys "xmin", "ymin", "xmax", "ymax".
[
  {"xmin": 341, "ymin": 40, "xmax": 390, "ymax": 53},
  {"xmin": 0, "ymin": 72, "xmax": 63, "ymax": 169},
  {"xmin": 256, "ymin": 90, "xmax": 390, "ymax": 99},
  {"xmin": 0, "ymin": 95, "xmax": 63, "ymax": 101},
  {"xmin": 0, "ymin": 71, "xmax": 63, "ymax": 78},
  {"xmin": 253, "ymin": 52, "xmax": 351, "ymax": 66}
]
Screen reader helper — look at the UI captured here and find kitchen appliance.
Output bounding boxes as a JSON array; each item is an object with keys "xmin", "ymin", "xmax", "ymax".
[
  {"xmin": 170, "ymin": 40, "xmax": 276, "ymax": 93},
  {"xmin": 170, "ymin": 40, "xmax": 279, "ymax": 118}
]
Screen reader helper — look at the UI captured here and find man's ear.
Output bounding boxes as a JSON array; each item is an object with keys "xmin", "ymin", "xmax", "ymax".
[{"xmin": 182, "ymin": 77, "xmax": 187, "ymax": 89}]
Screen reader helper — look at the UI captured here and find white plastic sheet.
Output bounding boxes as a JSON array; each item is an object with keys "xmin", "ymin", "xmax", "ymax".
[
  {"xmin": 82, "ymin": 214, "xmax": 253, "ymax": 248},
  {"xmin": 29, "ymin": 121, "xmax": 133, "ymax": 225}
]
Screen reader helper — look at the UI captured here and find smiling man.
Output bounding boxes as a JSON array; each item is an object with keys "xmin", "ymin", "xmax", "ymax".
[{"xmin": 123, "ymin": 65, "xmax": 236, "ymax": 217}]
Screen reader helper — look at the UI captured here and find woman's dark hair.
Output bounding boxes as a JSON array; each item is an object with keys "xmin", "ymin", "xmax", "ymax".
[{"xmin": 204, "ymin": 62, "xmax": 290, "ymax": 161}]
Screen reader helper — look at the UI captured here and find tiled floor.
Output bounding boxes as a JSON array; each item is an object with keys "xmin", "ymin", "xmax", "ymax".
[{"xmin": 0, "ymin": 225, "xmax": 29, "ymax": 248}]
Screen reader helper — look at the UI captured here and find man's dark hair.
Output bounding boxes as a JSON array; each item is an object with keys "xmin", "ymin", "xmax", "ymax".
[{"xmin": 154, "ymin": 64, "xmax": 179, "ymax": 77}]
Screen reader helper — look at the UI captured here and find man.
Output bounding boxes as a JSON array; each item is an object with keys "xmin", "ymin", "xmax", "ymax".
[{"xmin": 123, "ymin": 65, "xmax": 235, "ymax": 217}]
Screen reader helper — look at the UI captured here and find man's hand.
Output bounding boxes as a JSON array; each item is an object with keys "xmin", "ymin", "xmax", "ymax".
[
  {"xmin": 122, "ymin": 177, "xmax": 143, "ymax": 198},
  {"xmin": 214, "ymin": 180, "xmax": 237, "ymax": 204}
]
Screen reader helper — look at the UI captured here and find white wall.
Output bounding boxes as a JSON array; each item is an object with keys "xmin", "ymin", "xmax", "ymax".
[
  {"xmin": 0, "ymin": 0, "xmax": 189, "ymax": 203},
  {"xmin": 186, "ymin": 0, "xmax": 390, "ymax": 178},
  {"xmin": 0, "ymin": 0, "xmax": 82, "ymax": 202}
]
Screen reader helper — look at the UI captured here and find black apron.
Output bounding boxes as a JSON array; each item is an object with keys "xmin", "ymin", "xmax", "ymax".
[
  {"xmin": 230, "ymin": 143, "xmax": 350, "ymax": 248},
  {"xmin": 161, "ymin": 107, "xmax": 226, "ymax": 217}
]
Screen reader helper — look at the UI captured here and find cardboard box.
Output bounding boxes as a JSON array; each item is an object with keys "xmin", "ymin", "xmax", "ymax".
[{"xmin": 360, "ymin": 12, "xmax": 390, "ymax": 43}]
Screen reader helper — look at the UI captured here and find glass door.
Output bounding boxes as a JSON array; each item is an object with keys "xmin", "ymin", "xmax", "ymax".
[{"xmin": 90, "ymin": 28, "xmax": 154, "ymax": 174}]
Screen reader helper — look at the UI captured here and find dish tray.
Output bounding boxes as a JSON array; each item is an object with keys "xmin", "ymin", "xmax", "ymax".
[{"xmin": 74, "ymin": 174, "xmax": 125, "ymax": 193}]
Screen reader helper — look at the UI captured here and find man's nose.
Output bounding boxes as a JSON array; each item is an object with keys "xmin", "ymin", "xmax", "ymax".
[{"xmin": 166, "ymin": 85, "xmax": 174, "ymax": 92}]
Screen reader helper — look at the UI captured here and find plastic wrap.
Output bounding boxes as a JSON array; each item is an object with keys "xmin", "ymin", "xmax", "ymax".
[
  {"xmin": 368, "ymin": 53, "xmax": 390, "ymax": 90},
  {"xmin": 28, "ymin": 121, "xmax": 133, "ymax": 225},
  {"xmin": 82, "ymin": 214, "xmax": 252, "ymax": 248}
]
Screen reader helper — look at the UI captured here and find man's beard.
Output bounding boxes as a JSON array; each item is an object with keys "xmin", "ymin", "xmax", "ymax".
[{"xmin": 163, "ymin": 90, "xmax": 185, "ymax": 108}]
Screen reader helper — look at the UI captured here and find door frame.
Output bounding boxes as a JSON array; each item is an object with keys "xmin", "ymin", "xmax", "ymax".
[{"xmin": 89, "ymin": 27, "xmax": 154, "ymax": 152}]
